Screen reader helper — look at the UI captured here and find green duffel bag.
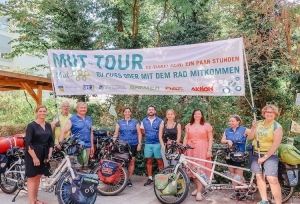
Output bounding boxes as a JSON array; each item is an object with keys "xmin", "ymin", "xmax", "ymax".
[
  {"xmin": 278, "ymin": 144, "xmax": 300, "ymax": 165},
  {"xmin": 154, "ymin": 173, "xmax": 178, "ymax": 196}
]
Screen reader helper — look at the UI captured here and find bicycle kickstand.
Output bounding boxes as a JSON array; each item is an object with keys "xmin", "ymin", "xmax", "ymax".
[{"xmin": 12, "ymin": 188, "xmax": 27, "ymax": 202}]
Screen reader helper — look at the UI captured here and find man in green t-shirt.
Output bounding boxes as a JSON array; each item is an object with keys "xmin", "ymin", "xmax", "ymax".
[{"xmin": 51, "ymin": 101, "xmax": 72, "ymax": 144}]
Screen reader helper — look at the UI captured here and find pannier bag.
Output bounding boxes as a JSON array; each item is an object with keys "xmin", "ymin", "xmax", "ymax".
[
  {"xmin": 278, "ymin": 162, "xmax": 299, "ymax": 187},
  {"xmin": 154, "ymin": 173, "xmax": 178, "ymax": 196},
  {"xmin": 278, "ymin": 144, "xmax": 300, "ymax": 165},
  {"xmin": 77, "ymin": 149, "xmax": 88, "ymax": 166},
  {"xmin": 112, "ymin": 140, "xmax": 131, "ymax": 154},
  {"xmin": 0, "ymin": 154, "xmax": 8, "ymax": 173},
  {"xmin": 71, "ymin": 173, "xmax": 99, "ymax": 204},
  {"xmin": 97, "ymin": 159, "xmax": 121, "ymax": 184}
]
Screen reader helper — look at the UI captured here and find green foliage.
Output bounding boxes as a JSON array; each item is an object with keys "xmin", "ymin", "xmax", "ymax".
[{"xmin": 1, "ymin": 0, "xmax": 300, "ymax": 184}]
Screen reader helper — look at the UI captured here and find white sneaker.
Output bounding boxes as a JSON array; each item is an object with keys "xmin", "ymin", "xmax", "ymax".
[
  {"xmin": 196, "ymin": 193, "xmax": 203, "ymax": 201},
  {"xmin": 192, "ymin": 189, "xmax": 197, "ymax": 196}
]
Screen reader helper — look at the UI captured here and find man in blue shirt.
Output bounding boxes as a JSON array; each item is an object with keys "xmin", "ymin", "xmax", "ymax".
[
  {"xmin": 58, "ymin": 102, "xmax": 94, "ymax": 169},
  {"xmin": 140, "ymin": 104, "xmax": 164, "ymax": 186}
]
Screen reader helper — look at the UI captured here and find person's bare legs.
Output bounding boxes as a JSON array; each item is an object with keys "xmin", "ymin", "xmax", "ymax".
[
  {"xmin": 256, "ymin": 174, "xmax": 268, "ymax": 201},
  {"xmin": 128, "ymin": 157, "xmax": 136, "ymax": 179},
  {"xmin": 27, "ymin": 174, "xmax": 42, "ymax": 204},
  {"xmin": 156, "ymin": 158, "xmax": 164, "ymax": 171},
  {"xmin": 146, "ymin": 158, "xmax": 153, "ymax": 177},
  {"xmin": 267, "ymin": 176, "xmax": 282, "ymax": 204}
]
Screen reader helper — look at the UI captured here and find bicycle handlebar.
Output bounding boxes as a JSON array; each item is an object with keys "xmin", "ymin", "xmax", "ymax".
[{"xmin": 166, "ymin": 138, "xmax": 194, "ymax": 154}]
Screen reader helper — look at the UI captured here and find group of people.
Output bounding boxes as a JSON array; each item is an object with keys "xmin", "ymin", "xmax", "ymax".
[{"xmin": 24, "ymin": 102, "xmax": 282, "ymax": 204}]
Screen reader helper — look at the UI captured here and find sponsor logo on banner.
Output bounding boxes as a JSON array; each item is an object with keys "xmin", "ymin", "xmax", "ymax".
[
  {"xmin": 191, "ymin": 86, "xmax": 214, "ymax": 92},
  {"xmin": 58, "ymin": 86, "xmax": 64, "ymax": 92},
  {"xmin": 165, "ymin": 86, "xmax": 184, "ymax": 91},
  {"xmin": 130, "ymin": 85, "xmax": 159, "ymax": 90},
  {"xmin": 83, "ymin": 85, "xmax": 95, "ymax": 90},
  {"xmin": 99, "ymin": 85, "xmax": 126, "ymax": 90},
  {"xmin": 72, "ymin": 70, "xmax": 91, "ymax": 81}
]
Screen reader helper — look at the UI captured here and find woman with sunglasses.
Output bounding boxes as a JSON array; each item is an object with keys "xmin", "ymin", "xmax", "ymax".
[
  {"xmin": 221, "ymin": 114, "xmax": 250, "ymax": 200},
  {"xmin": 248, "ymin": 105, "xmax": 283, "ymax": 204}
]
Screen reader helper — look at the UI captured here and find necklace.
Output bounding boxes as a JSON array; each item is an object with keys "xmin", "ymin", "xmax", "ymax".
[{"xmin": 166, "ymin": 122, "xmax": 175, "ymax": 129}]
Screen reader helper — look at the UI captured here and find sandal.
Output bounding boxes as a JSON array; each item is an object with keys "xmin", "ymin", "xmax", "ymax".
[{"xmin": 35, "ymin": 200, "xmax": 45, "ymax": 204}]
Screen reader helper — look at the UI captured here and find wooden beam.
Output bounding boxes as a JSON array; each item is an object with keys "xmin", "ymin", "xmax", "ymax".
[
  {"xmin": 0, "ymin": 70, "xmax": 52, "ymax": 83},
  {"xmin": 0, "ymin": 81, "xmax": 52, "ymax": 90},
  {"xmin": 20, "ymin": 82, "xmax": 39, "ymax": 104},
  {"xmin": 0, "ymin": 87, "xmax": 22, "ymax": 91},
  {"xmin": 37, "ymin": 85, "xmax": 42, "ymax": 105}
]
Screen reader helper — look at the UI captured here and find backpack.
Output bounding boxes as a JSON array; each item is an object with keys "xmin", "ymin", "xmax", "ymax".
[
  {"xmin": 278, "ymin": 162, "xmax": 299, "ymax": 187},
  {"xmin": 154, "ymin": 173, "xmax": 178, "ymax": 196},
  {"xmin": 70, "ymin": 173, "xmax": 99, "ymax": 204},
  {"xmin": 0, "ymin": 154, "xmax": 8, "ymax": 173},
  {"xmin": 97, "ymin": 160, "xmax": 121, "ymax": 184},
  {"xmin": 278, "ymin": 144, "xmax": 300, "ymax": 165}
]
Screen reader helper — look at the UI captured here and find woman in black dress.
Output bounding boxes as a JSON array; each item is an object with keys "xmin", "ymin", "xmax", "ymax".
[
  {"xmin": 159, "ymin": 109, "xmax": 181, "ymax": 167},
  {"xmin": 25, "ymin": 105, "xmax": 54, "ymax": 204}
]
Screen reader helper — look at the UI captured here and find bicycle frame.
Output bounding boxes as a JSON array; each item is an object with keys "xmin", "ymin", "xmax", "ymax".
[
  {"xmin": 173, "ymin": 150, "xmax": 256, "ymax": 191},
  {"xmin": 4, "ymin": 154, "xmax": 75, "ymax": 192},
  {"xmin": 40, "ymin": 155, "xmax": 75, "ymax": 191}
]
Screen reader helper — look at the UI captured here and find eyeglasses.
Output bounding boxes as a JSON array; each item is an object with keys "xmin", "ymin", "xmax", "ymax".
[{"xmin": 265, "ymin": 111, "xmax": 275, "ymax": 114}]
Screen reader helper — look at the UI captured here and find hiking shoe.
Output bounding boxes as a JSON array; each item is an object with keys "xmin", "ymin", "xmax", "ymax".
[
  {"xmin": 238, "ymin": 192, "xmax": 248, "ymax": 201},
  {"xmin": 144, "ymin": 178, "xmax": 153, "ymax": 186},
  {"xmin": 257, "ymin": 200, "xmax": 270, "ymax": 204},
  {"xmin": 127, "ymin": 179, "xmax": 132, "ymax": 187},
  {"xmin": 229, "ymin": 191, "xmax": 240, "ymax": 199}
]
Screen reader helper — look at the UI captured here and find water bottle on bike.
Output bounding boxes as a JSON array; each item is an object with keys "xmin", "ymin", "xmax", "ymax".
[
  {"xmin": 223, "ymin": 170, "xmax": 243, "ymax": 182},
  {"xmin": 199, "ymin": 169, "xmax": 209, "ymax": 182}
]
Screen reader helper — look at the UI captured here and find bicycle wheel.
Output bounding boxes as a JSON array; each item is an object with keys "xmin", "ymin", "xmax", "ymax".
[
  {"xmin": 90, "ymin": 163, "xmax": 128, "ymax": 196},
  {"xmin": 56, "ymin": 172, "xmax": 97, "ymax": 204},
  {"xmin": 266, "ymin": 181, "xmax": 295, "ymax": 203},
  {"xmin": 154, "ymin": 166, "xmax": 190, "ymax": 204},
  {"xmin": 0, "ymin": 163, "xmax": 21, "ymax": 194}
]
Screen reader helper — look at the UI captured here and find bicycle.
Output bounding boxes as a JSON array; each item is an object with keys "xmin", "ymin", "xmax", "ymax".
[
  {"xmin": 154, "ymin": 140, "xmax": 294, "ymax": 204},
  {"xmin": 89, "ymin": 131, "xmax": 129, "ymax": 196},
  {"xmin": 0, "ymin": 136, "xmax": 98, "ymax": 204},
  {"xmin": 0, "ymin": 146, "xmax": 25, "ymax": 194}
]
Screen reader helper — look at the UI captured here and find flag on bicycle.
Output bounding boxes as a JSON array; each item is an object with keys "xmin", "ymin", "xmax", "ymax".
[{"xmin": 109, "ymin": 104, "xmax": 118, "ymax": 118}]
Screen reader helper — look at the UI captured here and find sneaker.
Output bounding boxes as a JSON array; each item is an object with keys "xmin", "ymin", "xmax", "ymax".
[
  {"xmin": 229, "ymin": 191, "xmax": 240, "ymax": 199},
  {"xmin": 257, "ymin": 200, "xmax": 270, "ymax": 204},
  {"xmin": 127, "ymin": 179, "xmax": 132, "ymax": 187},
  {"xmin": 144, "ymin": 178, "xmax": 153, "ymax": 186},
  {"xmin": 196, "ymin": 193, "xmax": 203, "ymax": 201}
]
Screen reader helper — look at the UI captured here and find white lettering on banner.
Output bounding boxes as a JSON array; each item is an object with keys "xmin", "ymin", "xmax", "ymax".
[{"xmin": 47, "ymin": 38, "xmax": 245, "ymax": 96}]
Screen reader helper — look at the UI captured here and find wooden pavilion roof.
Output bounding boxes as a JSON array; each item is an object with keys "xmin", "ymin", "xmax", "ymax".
[{"xmin": 0, "ymin": 70, "xmax": 53, "ymax": 105}]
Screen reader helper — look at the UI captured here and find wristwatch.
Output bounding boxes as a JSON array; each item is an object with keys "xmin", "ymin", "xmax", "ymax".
[{"xmin": 263, "ymin": 154, "xmax": 268, "ymax": 158}]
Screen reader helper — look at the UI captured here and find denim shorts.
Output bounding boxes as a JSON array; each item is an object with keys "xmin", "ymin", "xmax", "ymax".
[
  {"xmin": 250, "ymin": 153, "xmax": 278, "ymax": 177},
  {"xmin": 144, "ymin": 143, "xmax": 162, "ymax": 159}
]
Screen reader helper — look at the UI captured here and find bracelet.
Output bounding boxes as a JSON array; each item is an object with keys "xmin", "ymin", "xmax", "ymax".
[{"xmin": 48, "ymin": 154, "xmax": 51, "ymax": 157}]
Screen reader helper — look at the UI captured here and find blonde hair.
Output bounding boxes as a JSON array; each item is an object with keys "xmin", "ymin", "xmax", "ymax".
[
  {"xmin": 166, "ymin": 109, "xmax": 176, "ymax": 115},
  {"xmin": 262, "ymin": 105, "xmax": 280, "ymax": 117}
]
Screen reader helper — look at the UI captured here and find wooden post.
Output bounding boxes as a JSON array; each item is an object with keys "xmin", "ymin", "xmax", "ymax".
[{"xmin": 37, "ymin": 85, "xmax": 43, "ymax": 105}]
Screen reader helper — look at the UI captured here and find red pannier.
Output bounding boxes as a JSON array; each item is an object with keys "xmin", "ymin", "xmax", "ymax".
[{"xmin": 97, "ymin": 159, "xmax": 121, "ymax": 184}]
